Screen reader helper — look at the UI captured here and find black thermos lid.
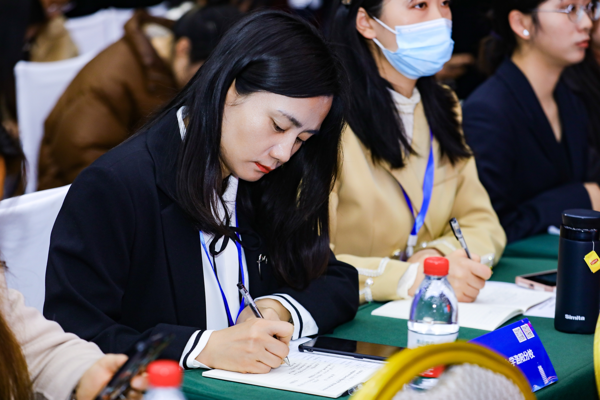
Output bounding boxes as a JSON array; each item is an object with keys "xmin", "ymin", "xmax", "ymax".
[{"xmin": 562, "ymin": 209, "xmax": 600, "ymax": 230}]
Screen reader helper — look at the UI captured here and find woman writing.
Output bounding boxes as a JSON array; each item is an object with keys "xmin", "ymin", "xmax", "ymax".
[
  {"xmin": 43, "ymin": 11, "xmax": 358, "ymax": 373},
  {"xmin": 464, "ymin": 0, "xmax": 598, "ymax": 243},
  {"xmin": 328, "ymin": 0, "xmax": 505, "ymax": 304}
]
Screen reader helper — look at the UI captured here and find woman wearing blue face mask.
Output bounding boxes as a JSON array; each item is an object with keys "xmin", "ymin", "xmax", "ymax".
[{"xmin": 328, "ymin": 0, "xmax": 506, "ymax": 304}]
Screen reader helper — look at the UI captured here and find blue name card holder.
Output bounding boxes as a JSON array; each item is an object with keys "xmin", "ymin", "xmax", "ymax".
[{"xmin": 470, "ymin": 318, "xmax": 557, "ymax": 392}]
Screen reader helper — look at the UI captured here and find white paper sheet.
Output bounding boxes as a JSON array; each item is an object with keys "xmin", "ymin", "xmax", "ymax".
[
  {"xmin": 372, "ymin": 282, "xmax": 554, "ymax": 331},
  {"xmin": 524, "ymin": 296, "xmax": 556, "ymax": 318},
  {"xmin": 202, "ymin": 339, "xmax": 382, "ymax": 398}
]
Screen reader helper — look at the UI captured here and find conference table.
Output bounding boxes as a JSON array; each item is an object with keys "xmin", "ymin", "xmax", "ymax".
[{"xmin": 183, "ymin": 234, "xmax": 597, "ymax": 400}]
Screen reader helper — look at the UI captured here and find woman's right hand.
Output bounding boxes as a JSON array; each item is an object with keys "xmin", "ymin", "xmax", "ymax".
[
  {"xmin": 408, "ymin": 249, "xmax": 492, "ymax": 303},
  {"xmin": 196, "ymin": 318, "xmax": 293, "ymax": 373},
  {"xmin": 445, "ymin": 249, "xmax": 492, "ymax": 302},
  {"xmin": 584, "ymin": 183, "xmax": 600, "ymax": 211}
]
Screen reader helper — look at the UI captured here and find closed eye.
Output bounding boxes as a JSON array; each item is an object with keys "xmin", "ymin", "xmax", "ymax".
[{"xmin": 273, "ymin": 121, "xmax": 285, "ymax": 133}]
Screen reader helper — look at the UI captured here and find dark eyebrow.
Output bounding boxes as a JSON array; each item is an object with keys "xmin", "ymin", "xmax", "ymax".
[{"xmin": 277, "ymin": 110, "xmax": 319, "ymax": 135}]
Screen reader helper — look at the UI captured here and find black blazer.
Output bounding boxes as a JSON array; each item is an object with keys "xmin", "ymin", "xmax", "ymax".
[
  {"xmin": 463, "ymin": 59, "xmax": 592, "ymax": 243},
  {"xmin": 43, "ymin": 109, "xmax": 359, "ymax": 361}
]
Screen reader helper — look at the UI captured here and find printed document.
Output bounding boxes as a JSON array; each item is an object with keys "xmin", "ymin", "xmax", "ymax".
[
  {"xmin": 202, "ymin": 339, "xmax": 382, "ymax": 398},
  {"xmin": 372, "ymin": 282, "xmax": 554, "ymax": 331}
]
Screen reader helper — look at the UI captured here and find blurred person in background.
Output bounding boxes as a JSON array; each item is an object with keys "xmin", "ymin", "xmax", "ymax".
[
  {"xmin": 436, "ymin": 0, "xmax": 493, "ymax": 99},
  {"xmin": 0, "ymin": 125, "xmax": 26, "ymax": 199},
  {"xmin": 37, "ymin": 4, "xmax": 242, "ymax": 191},
  {"xmin": 563, "ymin": 6, "xmax": 600, "ymax": 181},
  {"xmin": 464, "ymin": 0, "xmax": 598, "ymax": 243},
  {"xmin": 0, "ymin": 0, "xmax": 77, "ymax": 138},
  {"xmin": 0, "ymin": 260, "xmax": 147, "ymax": 399},
  {"xmin": 328, "ymin": 0, "xmax": 505, "ymax": 304}
]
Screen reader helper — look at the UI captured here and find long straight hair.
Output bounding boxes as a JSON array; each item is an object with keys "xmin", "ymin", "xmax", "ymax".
[
  {"xmin": 0, "ymin": 263, "xmax": 33, "ymax": 399},
  {"xmin": 328, "ymin": 0, "xmax": 470, "ymax": 169},
  {"xmin": 150, "ymin": 11, "xmax": 346, "ymax": 289},
  {"xmin": 564, "ymin": 51, "xmax": 600, "ymax": 153}
]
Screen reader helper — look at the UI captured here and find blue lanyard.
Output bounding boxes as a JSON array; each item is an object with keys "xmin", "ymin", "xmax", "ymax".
[
  {"xmin": 397, "ymin": 131, "xmax": 435, "ymax": 260},
  {"xmin": 199, "ymin": 212, "xmax": 245, "ymax": 327}
]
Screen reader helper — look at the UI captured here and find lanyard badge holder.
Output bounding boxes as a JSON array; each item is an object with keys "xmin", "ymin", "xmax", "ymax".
[
  {"xmin": 397, "ymin": 132, "xmax": 435, "ymax": 262},
  {"xmin": 199, "ymin": 211, "xmax": 246, "ymax": 327}
]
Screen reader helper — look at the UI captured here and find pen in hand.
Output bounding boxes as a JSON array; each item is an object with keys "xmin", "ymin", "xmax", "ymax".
[
  {"xmin": 237, "ymin": 283, "xmax": 292, "ymax": 367},
  {"xmin": 449, "ymin": 218, "xmax": 472, "ymax": 259}
]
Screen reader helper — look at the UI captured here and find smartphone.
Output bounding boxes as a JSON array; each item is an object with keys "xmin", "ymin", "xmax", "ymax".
[
  {"xmin": 95, "ymin": 333, "xmax": 173, "ymax": 400},
  {"xmin": 515, "ymin": 269, "xmax": 557, "ymax": 293},
  {"xmin": 299, "ymin": 337, "xmax": 404, "ymax": 362}
]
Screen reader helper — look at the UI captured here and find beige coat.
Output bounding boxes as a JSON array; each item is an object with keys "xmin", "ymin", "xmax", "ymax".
[
  {"xmin": 1, "ymin": 273, "xmax": 103, "ymax": 400},
  {"xmin": 330, "ymin": 100, "xmax": 506, "ymax": 304}
]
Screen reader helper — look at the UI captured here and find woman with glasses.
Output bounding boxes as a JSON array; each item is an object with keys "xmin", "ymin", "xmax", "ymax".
[
  {"xmin": 464, "ymin": 0, "xmax": 598, "ymax": 243},
  {"xmin": 328, "ymin": 0, "xmax": 506, "ymax": 304}
]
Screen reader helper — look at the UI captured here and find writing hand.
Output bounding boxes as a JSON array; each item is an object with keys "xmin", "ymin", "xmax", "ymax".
[{"xmin": 197, "ymin": 318, "xmax": 293, "ymax": 373}]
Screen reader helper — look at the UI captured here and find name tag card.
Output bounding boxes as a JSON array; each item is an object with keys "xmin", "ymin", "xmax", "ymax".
[{"xmin": 470, "ymin": 318, "xmax": 557, "ymax": 392}]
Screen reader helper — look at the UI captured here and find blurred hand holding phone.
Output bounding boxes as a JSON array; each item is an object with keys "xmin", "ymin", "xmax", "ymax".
[{"xmin": 95, "ymin": 333, "xmax": 173, "ymax": 400}]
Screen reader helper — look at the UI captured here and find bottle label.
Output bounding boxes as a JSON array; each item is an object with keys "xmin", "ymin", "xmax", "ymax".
[
  {"xmin": 584, "ymin": 251, "xmax": 600, "ymax": 273},
  {"xmin": 407, "ymin": 330, "xmax": 458, "ymax": 349}
]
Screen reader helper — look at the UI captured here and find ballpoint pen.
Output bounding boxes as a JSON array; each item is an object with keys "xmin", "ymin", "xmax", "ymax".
[
  {"xmin": 237, "ymin": 283, "xmax": 291, "ymax": 366},
  {"xmin": 449, "ymin": 218, "xmax": 472, "ymax": 259}
]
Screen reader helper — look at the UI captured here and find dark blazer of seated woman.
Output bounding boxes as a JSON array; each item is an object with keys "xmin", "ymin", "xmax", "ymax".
[
  {"xmin": 43, "ymin": 11, "xmax": 358, "ymax": 374},
  {"xmin": 463, "ymin": 59, "xmax": 591, "ymax": 243}
]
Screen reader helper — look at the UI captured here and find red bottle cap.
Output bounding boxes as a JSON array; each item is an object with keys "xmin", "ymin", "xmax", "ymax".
[
  {"xmin": 424, "ymin": 257, "xmax": 449, "ymax": 276},
  {"xmin": 147, "ymin": 360, "xmax": 183, "ymax": 388}
]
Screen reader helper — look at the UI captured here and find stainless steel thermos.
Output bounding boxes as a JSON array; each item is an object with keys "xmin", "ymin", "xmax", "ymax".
[{"xmin": 555, "ymin": 209, "xmax": 600, "ymax": 334}]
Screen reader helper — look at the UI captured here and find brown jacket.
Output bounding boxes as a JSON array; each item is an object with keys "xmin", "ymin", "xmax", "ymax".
[
  {"xmin": 330, "ymin": 98, "xmax": 506, "ymax": 304},
  {"xmin": 1, "ymin": 272, "xmax": 103, "ymax": 400},
  {"xmin": 38, "ymin": 11, "xmax": 177, "ymax": 190}
]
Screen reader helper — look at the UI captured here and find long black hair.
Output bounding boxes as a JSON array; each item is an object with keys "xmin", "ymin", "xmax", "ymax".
[
  {"xmin": 564, "ymin": 51, "xmax": 600, "ymax": 154},
  {"xmin": 0, "ymin": 125, "xmax": 25, "ymax": 198},
  {"xmin": 328, "ymin": 0, "xmax": 470, "ymax": 169},
  {"xmin": 479, "ymin": 0, "xmax": 544, "ymax": 76},
  {"xmin": 151, "ymin": 10, "xmax": 346, "ymax": 289}
]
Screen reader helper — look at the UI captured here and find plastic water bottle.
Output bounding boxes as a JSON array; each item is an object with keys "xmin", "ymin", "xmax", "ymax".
[
  {"xmin": 143, "ymin": 360, "xmax": 186, "ymax": 400},
  {"xmin": 407, "ymin": 257, "xmax": 458, "ymax": 390}
]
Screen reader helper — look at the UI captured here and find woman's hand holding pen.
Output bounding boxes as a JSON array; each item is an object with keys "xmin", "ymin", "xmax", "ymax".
[
  {"xmin": 236, "ymin": 298, "xmax": 292, "ymax": 325},
  {"xmin": 407, "ymin": 249, "xmax": 492, "ymax": 303},
  {"xmin": 196, "ymin": 316, "xmax": 293, "ymax": 373}
]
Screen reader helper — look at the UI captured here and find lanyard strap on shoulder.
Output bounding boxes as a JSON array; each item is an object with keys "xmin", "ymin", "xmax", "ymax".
[{"xmin": 398, "ymin": 131, "xmax": 435, "ymax": 260}]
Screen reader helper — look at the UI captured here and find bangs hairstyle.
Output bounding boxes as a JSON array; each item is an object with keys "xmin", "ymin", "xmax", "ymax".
[
  {"xmin": 329, "ymin": 0, "xmax": 471, "ymax": 169},
  {"xmin": 159, "ymin": 10, "xmax": 346, "ymax": 289}
]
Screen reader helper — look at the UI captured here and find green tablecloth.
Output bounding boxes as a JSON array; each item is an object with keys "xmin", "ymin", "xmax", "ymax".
[
  {"xmin": 502, "ymin": 234, "xmax": 559, "ymax": 260},
  {"xmin": 183, "ymin": 237, "xmax": 597, "ymax": 400}
]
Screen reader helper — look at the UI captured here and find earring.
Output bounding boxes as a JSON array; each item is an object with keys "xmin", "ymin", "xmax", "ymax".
[{"xmin": 523, "ymin": 29, "xmax": 530, "ymax": 37}]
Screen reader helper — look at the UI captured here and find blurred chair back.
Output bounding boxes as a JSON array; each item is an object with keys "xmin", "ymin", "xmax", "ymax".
[
  {"xmin": 352, "ymin": 342, "xmax": 535, "ymax": 400},
  {"xmin": 65, "ymin": 5, "xmax": 169, "ymax": 56},
  {"xmin": 15, "ymin": 52, "xmax": 94, "ymax": 193},
  {"xmin": 0, "ymin": 185, "xmax": 70, "ymax": 312},
  {"xmin": 64, "ymin": 9, "xmax": 125, "ymax": 56}
]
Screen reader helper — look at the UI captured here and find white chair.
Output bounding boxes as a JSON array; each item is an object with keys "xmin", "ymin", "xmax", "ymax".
[
  {"xmin": 15, "ymin": 52, "xmax": 95, "ymax": 193},
  {"xmin": 65, "ymin": 4, "xmax": 168, "ymax": 56},
  {"xmin": 0, "ymin": 185, "xmax": 70, "ymax": 312},
  {"xmin": 64, "ymin": 9, "xmax": 120, "ymax": 56}
]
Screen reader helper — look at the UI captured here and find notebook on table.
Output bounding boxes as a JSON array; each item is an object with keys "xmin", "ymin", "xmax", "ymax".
[
  {"xmin": 371, "ymin": 281, "xmax": 554, "ymax": 331},
  {"xmin": 202, "ymin": 338, "xmax": 383, "ymax": 398}
]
